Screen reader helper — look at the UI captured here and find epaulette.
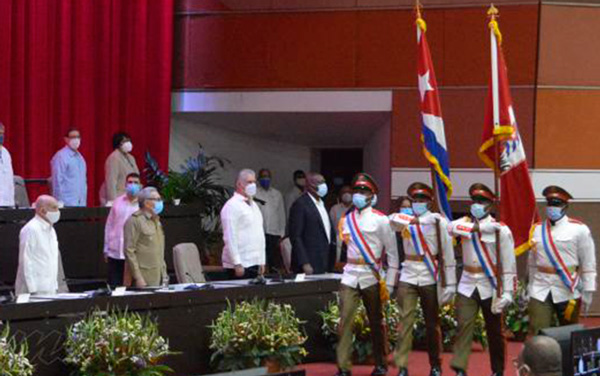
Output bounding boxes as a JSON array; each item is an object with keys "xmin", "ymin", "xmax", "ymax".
[
  {"xmin": 568, "ymin": 218, "xmax": 585, "ymax": 225},
  {"xmin": 373, "ymin": 209, "xmax": 386, "ymax": 217}
]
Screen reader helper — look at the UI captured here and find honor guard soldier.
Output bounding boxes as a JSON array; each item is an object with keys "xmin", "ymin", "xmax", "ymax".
[
  {"xmin": 389, "ymin": 182, "xmax": 456, "ymax": 376},
  {"xmin": 528, "ymin": 186, "xmax": 597, "ymax": 335},
  {"xmin": 334, "ymin": 173, "xmax": 399, "ymax": 376},
  {"xmin": 448, "ymin": 183, "xmax": 517, "ymax": 376}
]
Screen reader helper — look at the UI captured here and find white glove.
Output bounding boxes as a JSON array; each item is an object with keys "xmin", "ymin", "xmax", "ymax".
[
  {"xmin": 478, "ymin": 222, "xmax": 502, "ymax": 234},
  {"xmin": 439, "ymin": 285, "xmax": 456, "ymax": 306},
  {"xmin": 491, "ymin": 292, "xmax": 513, "ymax": 314},
  {"xmin": 582, "ymin": 291, "xmax": 594, "ymax": 313}
]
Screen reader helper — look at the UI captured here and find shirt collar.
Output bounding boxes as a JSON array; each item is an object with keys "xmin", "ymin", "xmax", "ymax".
[
  {"xmin": 234, "ymin": 191, "xmax": 252, "ymax": 204},
  {"xmin": 553, "ymin": 214, "xmax": 569, "ymax": 227},
  {"xmin": 307, "ymin": 192, "xmax": 322, "ymax": 206},
  {"xmin": 34, "ymin": 214, "xmax": 53, "ymax": 231},
  {"xmin": 63, "ymin": 145, "xmax": 80, "ymax": 157}
]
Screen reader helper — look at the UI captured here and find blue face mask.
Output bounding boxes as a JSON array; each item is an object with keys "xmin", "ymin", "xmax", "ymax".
[
  {"xmin": 126, "ymin": 183, "xmax": 141, "ymax": 196},
  {"xmin": 353, "ymin": 193, "xmax": 369, "ymax": 209},
  {"xmin": 371, "ymin": 194, "xmax": 378, "ymax": 207},
  {"xmin": 317, "ymin": 183, "xmax": 328, "ymax": 198},
  {"xmin": 546, "ymin": 206, "xmax": 565, "ymax": 222},
  {"xmin": 0, "ymin": 135, "xmax": 4, "ymax": 145},
  {"xmin": 258, "ymin": 178, "xmax": 271, "ymax": 190},
  {"xmin": 412, "ymin": 202, "xmax": 429, "ymax": 216},
  {"xmin": 400, "ymin": 207, "xmax": 414, "ymax": 216},
  {"xmin": 153, "ymin": 200, "xmax": 164, "ymax": 215},
  {"xmin": 470, "ymin": 203, "xmax": 488, "ymax": 219}
]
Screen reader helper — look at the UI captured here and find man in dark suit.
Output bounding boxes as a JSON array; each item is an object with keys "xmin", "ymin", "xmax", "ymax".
[{"xmin": 288, "ymin": 172, "xmax": 336, "ymax": 274}]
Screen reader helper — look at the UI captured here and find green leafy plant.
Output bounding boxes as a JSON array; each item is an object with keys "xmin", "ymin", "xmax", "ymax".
[
  {"xmin": 209, "ymin": 299, "xmax": 308, "ymax": 372},
  {"xmin": 505, "ymin": 281, "xmax": 530, "ymax": 341},
  {"xmin": 0, "ymin": 325, "xmax": 34, "ymax": 376},
  {"xmin": 64, "ymin": 309, "xmax": 173, "ymax": 376}
]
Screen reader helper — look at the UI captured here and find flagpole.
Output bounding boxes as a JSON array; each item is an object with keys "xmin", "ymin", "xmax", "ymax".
[{"xmin": 488, "ymin": 4, "xmax": 503, "ymax": 299}]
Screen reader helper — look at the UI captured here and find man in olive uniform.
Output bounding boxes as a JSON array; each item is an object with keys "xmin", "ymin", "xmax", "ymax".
[
  {"xmin": 124, "ymin": 187, "xmax": 168, "ymax": 287},
  {"xmin": 334, "ymin": 173, "xmax": 399, "ymax": 376},
  {"xmin": 389, "ymin": 182, "xmax": 456, "ymax": 376},
  {"xmin": 528, "ymin": 185, "xmax": 596, "ymax": 335},
  {"xmin": 448, "ymin": 183, "xmax": 517, "ymax": 376}
]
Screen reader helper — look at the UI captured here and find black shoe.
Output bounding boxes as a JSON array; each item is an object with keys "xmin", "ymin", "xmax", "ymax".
[
  {"xmin": 397, "ymin": 368, "xmax": 408, "ymax": 376},
  {"xmin": 490, "ymin": 373, "xmax": 503, "ymax": 376},
  {"xmin": 454, "ymin": 369, "xmax": 467, "ymax": 376},
  {"xmin": 430, "ymin": 366, "xmax": 442, "ymax": 376},
  {"xmin": 334, "ymin": 370, "xmax": 351, "ymax": 376},
  {"xmin": 371, "ymin": 366, "xmax": 387, "ymax": 376}
]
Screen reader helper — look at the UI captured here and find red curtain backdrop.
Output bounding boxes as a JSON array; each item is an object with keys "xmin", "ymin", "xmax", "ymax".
[{"xmin": 0, "ymin": 0, "xmax": 174, "ymax": 205}]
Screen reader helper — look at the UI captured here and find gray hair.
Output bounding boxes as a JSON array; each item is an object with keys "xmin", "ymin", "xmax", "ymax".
[
  {"xmin": 138, "ymin": 187, "xmax": 159, "ymax": 208},
  {"xmin": 236, "ymin": 169, "xmax": 255, "ymax": 186}
]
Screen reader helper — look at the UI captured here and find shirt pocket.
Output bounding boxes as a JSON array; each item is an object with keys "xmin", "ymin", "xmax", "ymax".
[{"xmin": 553, "ymin": 233, "xmax": 577, "ymax": 262}]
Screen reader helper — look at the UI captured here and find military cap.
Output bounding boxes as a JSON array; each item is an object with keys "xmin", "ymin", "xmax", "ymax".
[
  {"xmin": 352, "ymin": 172, "xmax": 379, "ymax": 194},
  {"xmin": 469, "ymin": 183, "xmax": 495, "ymax": 202},
  {"xmin": 407, "ymin": 182, "xmax": 433, "ymax": 200},
  {"xmin": 542, "ymin": 185, "xmax": 573, "ymax": 203}
]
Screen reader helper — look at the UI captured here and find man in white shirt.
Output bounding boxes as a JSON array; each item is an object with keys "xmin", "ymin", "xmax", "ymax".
[
  {"xmin": 103, "ymin": 173, "xmax": 142, "ymax": 287},
  {"xmin": 255, "ymin": 168, "xmax": 286, "ymax": 272},
  {"xmin": 0, "ymin": 122, "xmax": 15, "ymax": 207},
  {"xmin": 220, "ymin": 169, "xmax": 266, "ymax": 279},
  {"xmin": 15, "ymin": 195, "xmax": 64, "ymax": 295},
  {"xmin": 528, "ymin": 185, "xmax": 597, "ymax": 335},
  {"xmin": 284, "ymin": 170, "xmax": 306, "ymax": 219},
  {"xmin": 330, "ymin": 185, "xmax": 352, "ymax": 263}
]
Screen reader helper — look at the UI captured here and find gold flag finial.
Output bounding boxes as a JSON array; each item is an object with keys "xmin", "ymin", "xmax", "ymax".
[{"xmin": 487, "ymin": 4, "xmax": 499, "ymax": 19}]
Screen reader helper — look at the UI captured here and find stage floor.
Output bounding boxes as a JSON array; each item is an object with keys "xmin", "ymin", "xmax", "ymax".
[{"xmin": 300, "ymin": 317, "xmax": 600, "ymax": 376}]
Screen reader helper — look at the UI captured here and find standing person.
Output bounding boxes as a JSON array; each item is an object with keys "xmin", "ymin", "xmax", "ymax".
[
  {"xmin": 288, "ymin": 172, "xmax": 336, "ymax": 274},
  {"xmin": 14, "ymin": 195, "xmax": 64, "ymax": 295},
  {"xmin": 330, "ymin": 185, "xmax": 353, "ymax": 264},
  {"xmin": 220, "ymin": 169, "xmax": 266, "ymax": 279},
  {"xmin": 255, "ymin": 168, "xmax": 286, "ymax": 272},
  {"xmin": 449, "ymin": 183, "xmax": 517, "ymax": 376},
  {"xmin": 50, "ymin": 128, "xmax": 87, "ymax": 207},
  {"xmin": 124, "ymin": 187, "xmax": 168, "ymax": 288},
  {"xmin": 527, "ymin": 186, "xmax": 596, "ymax": 335},
  {"xmin": 285, "ymin": 170, "xmax": 306, "ymax": 218},
  {"xmin": 334, "ymin": 173, "xmax": 399, "ymax": 376},
  {"xmin": 101, "ymin": 132, "xmax": 139, "ymax": 206},
  {"xmin": 103, "ymin": 173, "xmax": 142, "ymax": 287},
  {"xmin": 390, "ymin": 182, "xmax": 456, "ymax": 376},
  {"xmin": 0, "ymin": 122, "xmax": 15, "ymax": 207}
]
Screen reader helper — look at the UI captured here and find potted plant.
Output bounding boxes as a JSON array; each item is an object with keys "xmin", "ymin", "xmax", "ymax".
[
  {"xmin": 64, "ymin": 310, "xmax": 173, "ymax": 376},
  {"xmin": 209, "ymin": 299, "xmax": 308, "ymax": 372},
  {"xmin": 0, "ymin": 325, "xmax": 34, "ymax": 376}
]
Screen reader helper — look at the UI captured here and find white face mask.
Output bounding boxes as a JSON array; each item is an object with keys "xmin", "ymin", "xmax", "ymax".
[
  {"xmin": 245, "ymin": 183, "xmax": 257, "ymax": 197},
  {"xmin": 45, "ymin": 209, "xmax": 61, "ymax": 224},
  {"xmin": 68, "ymin": 138, "xmax": 81, "ymax": 150},
  {"xmin": 120, "ymin": 141, "xmax": 133, "ymax": 153}
]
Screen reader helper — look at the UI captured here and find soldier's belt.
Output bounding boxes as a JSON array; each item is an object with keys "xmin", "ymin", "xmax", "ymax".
[
  {"xmin": 464, "ymin": 265, "xmax": 488, "ymax": 274},
  {"xmin": 537, "ymin": 265, "xmax": 578, "ymax": 275},
  {"xmin": 405, "ymin": 254, "xmax": 425, "ymax": 262},
  {"xmin": 347, "ymin": 257, "xmax": 382, "ymax": 265}
]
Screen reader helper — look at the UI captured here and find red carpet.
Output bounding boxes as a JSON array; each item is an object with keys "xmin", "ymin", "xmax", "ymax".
[{"xmin": 300, "ymin": 317, "xmax": 600, "ymax": 376}]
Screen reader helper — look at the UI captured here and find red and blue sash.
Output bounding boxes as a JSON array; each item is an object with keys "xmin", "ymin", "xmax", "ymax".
[
  {"xmin": 470, "ymin": 232, "xmax": 498, "ymax": 290},
  {"xmin": 541, "ymin": 220, "xmax": 579, "ymax": 292},
  {"xmin": 408, "ymin": 224, "xmax": 439, "ymax": 281},
  {"xmin": 346, "ymin": 210, "xmax": 380, "ymax": 271}
]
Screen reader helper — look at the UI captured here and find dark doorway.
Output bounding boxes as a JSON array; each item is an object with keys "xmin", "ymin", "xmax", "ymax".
[{"xmin": 319, "ymin": 148, "xmax": 363, "ymax": 206}]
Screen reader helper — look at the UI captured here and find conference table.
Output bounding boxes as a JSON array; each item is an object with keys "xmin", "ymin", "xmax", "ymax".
[{"xmin": 0, "ymin": 275, "xmax": 341, "ymax": 376}]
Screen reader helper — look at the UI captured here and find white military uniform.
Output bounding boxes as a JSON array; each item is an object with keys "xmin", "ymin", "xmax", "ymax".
[
  {"xmin": 448, "ymin": 215, "xmax": 516, "ymax": 299},
  {"xmin": 340, "ymin": 207, "xmax": 399, "ymax": 289},
  {"xmin": 528, "ymin": 215, "xmax": 596, "ymax": 303},
  {"xmin": 390, "ymin": 210, "xmax": 456, "ymax": 287}
]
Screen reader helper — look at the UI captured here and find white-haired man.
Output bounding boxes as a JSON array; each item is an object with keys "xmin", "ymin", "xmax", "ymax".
[
  {"xmin": 15, "ymin": 195, "xmax": 64, "ymax": 295},
  {"xmin": 220, "ymin": 169, "xmax": 266, "ymax": 279}
]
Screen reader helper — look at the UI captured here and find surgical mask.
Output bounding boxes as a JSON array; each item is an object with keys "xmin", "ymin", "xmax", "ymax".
[
  {"xmin": 126, "ymin": 183, "xmax": 141, "ymax": 196},
  {"xmin": 120, "ymin": 141, "xmax": 133, "ymax": 153},
  {"xmin": 546, "ymin": 206, "xmax": 564, "ymax": 222},
  {"xmin": 400, "ymin": 207, "xmax": 414, "ymax": 216},
  {"xmin": 371, "ymin": 194, "xmax": 378, "ymax": 207},
  {"xmin": 46, "ymin": 210, "xmax": 61, "ymax": 224},
  {"xmin": 353, "ymin": 193, "xmax": 369, "ymax": 209},
  {"xmin": 258, "ymin": 178, "xmax": 271, "ymax": 190},
  {"xmin": 470, "ymin": 203, "xmax": 488, "ymax": 219},
  {"xmin": 69, "ymin": 138, "xmax": 81, "ymax": 150},
  {"xmin": 153, "ymin": 200, "xmax": 164, "ymax": 215},
  {"xmin": 245, "ymin": 183, "xmax": 257, "ymax": 197},
  {"xmin": 0, "ymin": 135, "xmax": 4, "ymax": 145},
  {"xmin": 296, "ymin": 178, "xmax": 306, "ymax": 187},
  {"xmin": 317, "ymin": 183, "xmax": 328, "ymax": 198},
  {"xmin": 412, "ymin": 202, "xmax": 429, "ymax": 216},
  {"xmin": 341, "ymin": 193, "xmax": 352, "ymax": 204}
]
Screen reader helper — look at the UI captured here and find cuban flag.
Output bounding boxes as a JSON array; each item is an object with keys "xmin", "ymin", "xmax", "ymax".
[{"xmin": 416, "ymin": 15, "xmax": 453, "ymax": 220}]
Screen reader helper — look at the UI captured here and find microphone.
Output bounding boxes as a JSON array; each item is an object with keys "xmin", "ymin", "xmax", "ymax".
[{"xmin": 184, "ymin": 272, "xmax": 213, "ymax": 290}]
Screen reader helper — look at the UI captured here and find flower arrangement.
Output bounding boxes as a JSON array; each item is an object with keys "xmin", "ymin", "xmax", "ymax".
[
  {"xmin": 0, "ymin": 326, "xmax": 34, "ymax": 376},
  {"xmin": 504, "ymin": 281, "xmax": 530, "ymax": 341},
  {"xmin": 64, "ymin": 310, "xmax": 173, "ymax": 376},
  {"xmin": 209, "ymin": 299, "xmax": 308, "ymax": 372}
]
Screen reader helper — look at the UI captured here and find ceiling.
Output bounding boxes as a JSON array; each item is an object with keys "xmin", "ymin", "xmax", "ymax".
[{"xmin": 172, "ymin": 111, "xmax": 391, "ymax": 147}]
